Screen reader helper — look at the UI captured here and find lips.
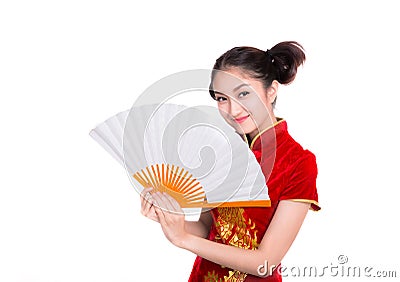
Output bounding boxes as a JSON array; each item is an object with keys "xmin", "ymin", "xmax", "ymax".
[{"xmin": 234, "ymin": 115, "xmax": 249, "ymax": 123}]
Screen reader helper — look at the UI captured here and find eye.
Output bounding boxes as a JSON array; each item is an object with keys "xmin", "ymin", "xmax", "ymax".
[
  {"xmin": 238, "ymin": 91, "xmax": 250, "ymax": 98},
  {"xmin": 215, "ymin": 96, "xmax": 227, "ymax": 102}
]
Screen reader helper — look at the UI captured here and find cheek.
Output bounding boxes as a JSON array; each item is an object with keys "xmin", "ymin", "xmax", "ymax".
[
  {"xmin": 217, "ymin": 105, "xmax": 230, "ymax": 119},
  {"xmin": 242, "ymin": 99, "xmax": 267, "ymax": 115}
]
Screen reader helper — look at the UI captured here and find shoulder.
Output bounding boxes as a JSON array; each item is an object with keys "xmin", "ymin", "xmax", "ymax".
[
  {"xmin": 278, "ymin": 131, "xmax": 317, "ymax": 173},
  {"xmin": 276, "ymin": 131, "xmax": 320, "ymax": 210}
]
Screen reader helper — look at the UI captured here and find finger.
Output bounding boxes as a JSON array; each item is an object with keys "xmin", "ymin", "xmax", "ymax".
[
  {"xmin": 163, "ymin": 193, "xmax": 182, "ymax": 211},
  {"xmin": 153, "ymin": 192, "xmax": 179, "ymax": 223},
  {"xmin": 140, "ymin": 187, "xmax": 153, "ymax": 199},
  {"xmin": 153, "ymin": 192, "xmax": 175, "ymax": 214},
  {"xmin": 146, "ymin": 208, "xmax": 160, "ymax": 223},
  {"xmin": 151, "ymin": 192, "xmax": 165, "ymax": 210},
  {"xmin": 141, "ymin": 192, "xmax": 153, "ymax": 207},
  {"xmin": 140, "ymin": 187, "xmax": 153, "ymax": 217},
  {"xmin": 140, "ymin": 188, "xmax": 153, "ymax": 209},
  {"xmin": 142, "ymin": 196, "xmax": 154, "ymax": 216},
  {"xmin": 140, "ymin": 188, "xmax": 153, "ymax": 210},
  {"xmin": 153, "ymin": 198, "xmax": 166, "ymax": 225},
  {"xmin": 141, "ymin": 187, "xmax": 153, "ymax": 194}
]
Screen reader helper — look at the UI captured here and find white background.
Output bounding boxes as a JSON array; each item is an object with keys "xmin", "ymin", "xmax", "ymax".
[{"xmin": 1, "ymin": 1, "xmax": 399, "ymax": 281}]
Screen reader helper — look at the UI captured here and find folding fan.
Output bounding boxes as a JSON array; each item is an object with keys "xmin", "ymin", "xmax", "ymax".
[{"xmin": 89, "ymin": 103, "xmax": 270, "ymax": 221}]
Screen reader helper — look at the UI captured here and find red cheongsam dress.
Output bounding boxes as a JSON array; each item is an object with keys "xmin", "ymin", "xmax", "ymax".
[{"xmin": 188, "ymin": 119, "xmax": 320, "ymax": 282}]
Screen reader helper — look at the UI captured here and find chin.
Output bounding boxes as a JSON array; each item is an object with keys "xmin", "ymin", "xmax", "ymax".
[
  {"xmin": 233, "ymin": 125, "xmax": 253, "ymax": 136},
  {"xmin": 224, "ymin": 118, "xmax": 255, "ymax": 135}
]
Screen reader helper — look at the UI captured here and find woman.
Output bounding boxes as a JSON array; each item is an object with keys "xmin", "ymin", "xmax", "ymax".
[{"xmin": 140, "ymin": 41, "xmax": 320, "ymax": 281}]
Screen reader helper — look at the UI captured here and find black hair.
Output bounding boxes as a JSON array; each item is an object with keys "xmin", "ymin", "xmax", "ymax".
[{"xmin": 209, "ymin": 41, "xmax": 306, "ymax": 105}]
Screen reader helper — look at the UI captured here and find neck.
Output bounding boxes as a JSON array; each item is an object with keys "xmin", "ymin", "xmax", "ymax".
[{"xmin": 248, "ymin": 115, "xmax": 277, "ymax": 140}]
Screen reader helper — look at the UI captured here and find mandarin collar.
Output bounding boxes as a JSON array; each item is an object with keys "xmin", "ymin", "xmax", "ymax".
[{"xmin": 241, "ymin": 118, "xmax": 287, "ymax": 151}]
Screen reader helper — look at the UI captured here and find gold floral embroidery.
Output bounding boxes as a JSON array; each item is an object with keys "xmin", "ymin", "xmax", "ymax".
[
  {"xmin": 204, "ymin": 270, "xmax": 223, "ymax": 282},
  {"xmin": 215, "ymin": 207, "xmax": 259, "ymax": 250},
  {"xmin": 205, "ymin": 207, "xmax": 259, "ymax": 281},
  {"xmin": 225, "ymin": 270, "xmax": 247, "ymax": 281}
]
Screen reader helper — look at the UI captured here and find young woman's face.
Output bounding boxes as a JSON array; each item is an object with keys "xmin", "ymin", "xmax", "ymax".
[{"xmin": 212, "ymin": 68, "xmax": 277, "ymax": 139}]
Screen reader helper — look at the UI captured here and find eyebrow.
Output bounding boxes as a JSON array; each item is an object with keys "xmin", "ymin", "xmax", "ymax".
[
  {"xmin": 213, "ymin": 83, "xmax": 250, "ymax": 96},
  {"xmin": 233, "ymin": 83, "xmax": 250, "ymax": 92}
]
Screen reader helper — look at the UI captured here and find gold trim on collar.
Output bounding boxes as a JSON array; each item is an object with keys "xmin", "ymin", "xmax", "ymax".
[
  {"xmin": 249, "ymin": 118, "xmax": 285, "ymax": 150},
  {"xmin": 242, "ymin": 133, "xmax": 249, "ymax": 147}
]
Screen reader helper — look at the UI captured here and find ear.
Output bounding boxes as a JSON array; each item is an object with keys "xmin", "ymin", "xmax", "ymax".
[{"xmin": 266, "ymin": 80, "xmax": 279, "ymax": 104}]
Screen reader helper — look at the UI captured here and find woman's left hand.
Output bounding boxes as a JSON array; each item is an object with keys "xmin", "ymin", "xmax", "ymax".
[{"xmin": 152, "ymin": 192, "xmax": 188, "ymax": 248}]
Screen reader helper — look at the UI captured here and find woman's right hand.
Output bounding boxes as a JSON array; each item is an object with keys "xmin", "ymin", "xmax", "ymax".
[
  {"xmin": 140, "ymin": 187, "xmax": 159, "ymax": 222},
  {"xmin": 140, "ymin": 187, "xmax": 213, "ymax": 238}
]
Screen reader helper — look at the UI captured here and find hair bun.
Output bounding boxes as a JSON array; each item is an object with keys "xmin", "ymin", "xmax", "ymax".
[{"xmin": 269, "ymin": 41, "xmax": 306, "ymax": 85}]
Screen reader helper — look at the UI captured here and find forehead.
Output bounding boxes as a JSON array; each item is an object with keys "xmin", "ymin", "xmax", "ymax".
[{"xmin": 212, "ymin": 68, "xmax": 262, "ymax": 95}]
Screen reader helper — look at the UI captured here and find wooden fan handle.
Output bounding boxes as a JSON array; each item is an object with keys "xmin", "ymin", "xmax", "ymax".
[
  {"xmin": 201, "ymin": 200, "xmax": 271, "ymax": 208},
  {"xmin": 177, "ymin": 199, "xmax": 271, "ymax": 208}
]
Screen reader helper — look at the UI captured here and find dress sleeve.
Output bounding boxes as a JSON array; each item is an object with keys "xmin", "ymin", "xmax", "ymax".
[{"xmin": 279, "ymin": 150, "xmax": 320, "ymax": 211}]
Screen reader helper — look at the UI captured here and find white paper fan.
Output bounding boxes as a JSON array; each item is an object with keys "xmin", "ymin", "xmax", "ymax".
[{"xmin": 90, "ymin": 103, "xmax": 270, "ymax": 220}]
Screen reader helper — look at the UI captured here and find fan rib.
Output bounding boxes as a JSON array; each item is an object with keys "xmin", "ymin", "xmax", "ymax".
[
  {"xmin": 174, "ymin": 169, "xmax": 190, "ymax": 192},
  {"xmin": 175, "ymin": 171, "xmax": 193, "ymax": 194},
  {"xmin": 169, "ymin": 165, "xmax": 179, "ymax": 190},
  {"xmin": 181, "ymin": 181, "xmax": 203, "ymax": 197},
  {"xmin": 133, "ymin": 164, "xmax": 271, "ymax": 208},
  {"xmin": 133, "ymin": 173, "xmax": 150, "ymax": 188},
  {"xmin": 165, "ymin": 164, "xmax": 173, "ymax": 188},
  {"xmin": 133, "ymin": 165, "xmax": 270, "ymax": 208},
  {"xmin": 131, "ymin": 164, "xmax": 206, "ymax": 207},
  {"xmin": 202, "ymin": 199, "xmax": 271, "ymax": 208},
  {"xmin": 161, "ymin": 164, "xmax": 165, "ymax": 185},
  {"xmin": 150, "ymin": 165, "xmax": 160, "ymax": 187},
  {"xmin": 142, "ymin": 168, "xmax": 156, "ymax": 189},
  {"xmin": 180, "ymin": 178, "xmax": 199, "ymax": 194}
]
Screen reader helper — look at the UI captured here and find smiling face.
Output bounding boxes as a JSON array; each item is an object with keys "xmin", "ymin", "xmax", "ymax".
[{"xmin": 211, "ymin": 68, "xmax": 278, "ymax": 139}]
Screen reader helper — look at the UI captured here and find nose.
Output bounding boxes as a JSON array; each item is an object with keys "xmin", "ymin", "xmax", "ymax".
[{"xmin": 229, "ymin": 99, "xmax": 244, "ymax": 118}]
